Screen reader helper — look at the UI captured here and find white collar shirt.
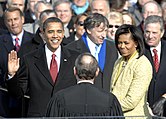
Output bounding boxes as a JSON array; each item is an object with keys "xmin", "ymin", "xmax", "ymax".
[
  {"xmin": 11, "ymin": 30, "xmax": 24, "ymax": 46},
  {"xmin": 45, "ymin": 44, "xmax": 61, "ymax": 71},
  {"xmin": 150, "ymin": 41, "xmax": 161, "ymax": 63},
  {"xmin": 77, "ymin": 80, "xmax": 94, "ymax": 84},
  {"xmin": 86, "ymin": 36, "xmax": 101, "ymax": 61}
]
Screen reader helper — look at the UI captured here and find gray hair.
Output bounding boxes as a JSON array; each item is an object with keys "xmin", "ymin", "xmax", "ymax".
[
  {"xmin": 34, "ymin": 1, "xmax": 53, "ymax": 12},
  {"xmin": 7, "ymin": 0, "xmax": 26, "ymax": 5},
  {"xmin": 53, "ymin": 0, "xmax": 72, "ymax": 10},
  {"xmin": 142, "ymin": 1, "xmax": 162, "ymax": 15},
  {"xmin": 39, "ymin": 9, "xmax": 57, "ymax": 28},
  {"xmin": 144, "ymin": 15, "xmax": 165, "ymax": 32}
]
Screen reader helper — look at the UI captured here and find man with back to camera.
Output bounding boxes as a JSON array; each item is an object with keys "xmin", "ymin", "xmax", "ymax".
[{"xmin": 46, "ymin": 52, "xmax": 123, "ymax": 117}]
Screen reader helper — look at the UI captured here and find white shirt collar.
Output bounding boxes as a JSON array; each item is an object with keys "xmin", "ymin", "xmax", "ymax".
[
  {"xmin": 150, "ymin": 41, "xmax": 161, "ymax": 62},
  {"xmin": 45, "ymin": 45, "xmax": 61, "ymax": 71},
  {"xmin": 75, "ymin": 35, "xmax": 79, "ymax": 41},
  {"xmin": 11, "ymin": 30, "xmax": 24, "ymax": 45},
  {"xmin": 86, "ymin": 35, "xmax": 101, "ymax": 61},
  {"xmin": 77, "ymin": 80, "xmax": 94, "ymax": 84}
]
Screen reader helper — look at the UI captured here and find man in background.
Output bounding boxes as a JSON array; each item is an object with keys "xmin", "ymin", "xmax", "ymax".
[
  {"xmin": 0, "ymin": 7, "xmax": 34, "ymax": 117},
  {"xmin": 66, "ymin": 13, "xmax": 118, "ymax": 92}
]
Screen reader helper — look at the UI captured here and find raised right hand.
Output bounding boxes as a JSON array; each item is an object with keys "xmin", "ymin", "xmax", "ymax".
[{"xmin": 8, "ymin": 50, "xmax": 20, "ymax": 77}]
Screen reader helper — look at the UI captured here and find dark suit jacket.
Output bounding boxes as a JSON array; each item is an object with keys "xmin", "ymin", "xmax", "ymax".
[
  {"xmin": 24, "ymin": 10, "xmax": 35, "ymax": 24},
  {"xmin": 67, "ymin": 18, "xmax": 75, "ymax": 36},
  {"xmin": 46, "ymin": 82, "xmax": 123, "ymax": 117},
  {"xmin": 0, "ymin": 31, "xmax": 34, "ymax": 86},
  {"xmin": 144, "ymin": 40, "xmax": 166, "ymax": 107},
  {"xmin": 7, "ymin": 45, "xmax": 79, "ymax": 117},
  {"xmin": 21, "ymin": 28, "xmax": 45, "ymax": 55},
  {"xmin": 65, "ymin": 38, "xmax": 118, "ymax": 91},
  {"xmin": 0, "ymin": 28, "xmax": 8, "ymax": 36},
  {"xmin": 0, "ymin": 30, "xmax": 34, "ymax": 117},
  {"xmin": 62, "ymin": 32, "xmax": 75, "ymax": 46}
]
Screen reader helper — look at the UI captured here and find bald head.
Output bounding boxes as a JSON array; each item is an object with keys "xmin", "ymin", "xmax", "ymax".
[
  {"xmin": 74, "ymin": 53, "xmax": 99, "ymax": 81},
  {"xmin": 90, "ymin": 0, "xmax": 110, "ymax": 17},
  {"xmin": 142, "ymin": 1, "xmax": 162, "ymax": 20}
]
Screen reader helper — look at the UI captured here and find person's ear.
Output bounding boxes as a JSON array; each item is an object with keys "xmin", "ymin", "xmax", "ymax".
[
  {"xmin": 86, "ymin": 29, "xmax": 91, "ymax": 34},
  {"xmin": 41, "ymin": 29, "xmax": 45, "ymax": 35},
  {"xmin": 161, "ymin": 30, "xmax": 165, "ymax": 38},
  {"xmin": 6, "ymin": 4, "xmax": 9, "ymax": 9},
  {"xmin": 95, "ymin": 67, "xmax": 99, "ymax": 77},
  {"xmin": 21, "ymin": 16, "xmax": 25, "ymax": 24},
  {"xmin": 73, "ymin": 67, "xmax": 77, "ymax": 76},
  {"xmin": 134, "ymin": 41, "xmax": 138, "ymax": 48}
]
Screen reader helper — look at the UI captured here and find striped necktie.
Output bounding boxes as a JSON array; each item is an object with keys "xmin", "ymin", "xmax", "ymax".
[
  {"xmin": 153, "ymin": 49, "xmax": 159, "ymax": 72},
  {"xmin": 15, "ymin": 37, "xmax": 20, "ymax": 52}
]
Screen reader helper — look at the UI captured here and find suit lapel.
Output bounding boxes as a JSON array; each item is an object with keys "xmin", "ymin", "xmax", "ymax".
[
  {"xmin": 55, "ymin": 47, "xmax": 71, "ymax": 85},
  {"xmin": 3, "ymin": 34, "xmax": 15, "ymax": 52},
  {"xmin": 157, "ymin": 40, "xmax": 166, "ymax": 75},
  {"xmin": 34, "ymin": 47, "xmax": 54, "ymax": 85},
  {"xmin": 18, "ymin": 31, "xmax": 30, "ymax": 56},
  {"xmin": 77, "ymin": 38, "xmax": 90, "ymax": 53},
  {"xmin": 145, "ymin": 45, "xmax": 158, "ymax": 76},
  {"xmin": 103, "ymin": 41, "xmax": 110, "ymax": 73}
]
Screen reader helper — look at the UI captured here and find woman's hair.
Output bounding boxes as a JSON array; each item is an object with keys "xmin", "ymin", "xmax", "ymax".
[
  {"xmin": 122, "ymin": 11, "xmax": 136, "ymax": 25},
  {"xmin": 74, "ymin": 13, "xmax": 88, "ymax": 25},
  {"xmin": 107, "ymin": 11, "xmax": 123, "ymax": 24},
  {"xmin": 115, "ymin": 24, "xmax": 145, "ymax": 58}
]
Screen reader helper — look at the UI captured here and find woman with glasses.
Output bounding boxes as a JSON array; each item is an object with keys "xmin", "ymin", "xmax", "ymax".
[
  {"xmin": 63, "ymin": 13, "xmax": 88, "ymax": 45},
  {"xmin": 106, "ymin": 11, "xmax": 123, "ymax": 42}
]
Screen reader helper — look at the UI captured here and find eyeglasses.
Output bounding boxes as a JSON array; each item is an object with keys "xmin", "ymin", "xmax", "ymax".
[
  {"xmin": 109, "ymin": 25, "xmax": 120, "ymax": 28},
  {"xmin": 77, "ymin": 21, "xmax": 84, "ymax": 26}
]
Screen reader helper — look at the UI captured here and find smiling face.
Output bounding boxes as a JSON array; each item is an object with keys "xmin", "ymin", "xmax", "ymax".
[
  {"xmin": 5, "ymin": 10, "xmax": 24, "ymax": 35},
  {"xmin": 117, "ymin": 33, "xmax": 138, "ymax": 60},
  {"xmin": 87, "ymin": 22, "xmax": 108, "ymax": 45},
  {"xmin": 43, "ymin": 22, "xmax": 64, "ymax": 52},
  {"xmin": 107, "ymin": 20, "xmax": 122, "ymax": 40},
  {"xmin": 73, "ymin": 0, "xmax": 87, "ymax": 7},
  {"xmin": 55, "ymin": 3, "xmax": 72, "ymax": 24}
]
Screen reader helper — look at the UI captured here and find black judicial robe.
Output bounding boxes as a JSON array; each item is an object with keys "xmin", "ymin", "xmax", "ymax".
[{"xmin": 46, "ymin": 83, "xmax": 123, "ymax": 117}]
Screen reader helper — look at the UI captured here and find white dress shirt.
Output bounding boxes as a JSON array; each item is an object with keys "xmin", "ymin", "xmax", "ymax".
[
  {"xmin": 11, "ymin": 30, "xmax": 24, "ymax": 46},
  {"xmin": 150, "ymin": 41, "xmax": 161, "ymax": 63},
  {"xmin": 45, "ymin": 45, "xmax": 61, "ymax": 71},
  {"xmin": 86, "ymin": 36, "xmax": 101, "ymax": 61}
]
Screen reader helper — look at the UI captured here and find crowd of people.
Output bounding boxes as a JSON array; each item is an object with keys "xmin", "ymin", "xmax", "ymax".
[{"xmin": 0, "ymin": 0, "xmax": 166, "ymax": 118}]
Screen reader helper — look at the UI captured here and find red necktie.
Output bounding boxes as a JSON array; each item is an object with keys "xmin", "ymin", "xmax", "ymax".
[
  {"xmin": 153, "ymin": 49, "xmax": 159, "ymax": 72},
  {"xmin": 15, "ymin": 37, "xmax": 20, "ymax": 52},
  {"xmin": 50, "ymin": 54, "xmax": 58, "ymax": 83}
]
